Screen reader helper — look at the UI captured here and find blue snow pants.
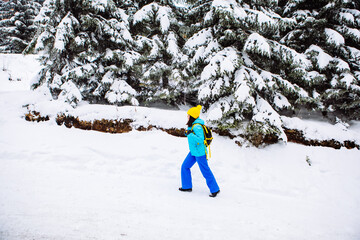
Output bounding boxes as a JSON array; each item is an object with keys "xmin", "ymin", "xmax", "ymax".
[{"xmin": 181, "ymin": 152, "xmax": 220, "ymax": 193}]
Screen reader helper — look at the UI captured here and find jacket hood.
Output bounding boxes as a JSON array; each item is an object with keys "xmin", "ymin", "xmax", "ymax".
[{"xmin": 193, "ymin": 118, "xmax": 205, "ymax": 125}]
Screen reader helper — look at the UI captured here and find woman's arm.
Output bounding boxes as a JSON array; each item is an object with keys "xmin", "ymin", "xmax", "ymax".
[{"xmin": 187, "ymin": 125, "xmax": 204, "ymax": 145}]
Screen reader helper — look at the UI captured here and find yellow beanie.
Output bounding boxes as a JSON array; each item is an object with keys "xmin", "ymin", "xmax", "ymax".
[{"xmin": 187, "ymin": 105, "xmax": 202, "ymax": 119}]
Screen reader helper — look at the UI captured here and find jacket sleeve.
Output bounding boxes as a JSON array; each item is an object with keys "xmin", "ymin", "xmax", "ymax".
[{"xmin": 187, "ymin": 125, "xmax": 204, "ymax": 145}]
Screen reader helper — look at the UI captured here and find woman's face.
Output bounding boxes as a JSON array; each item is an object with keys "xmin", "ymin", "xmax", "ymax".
[{"xmin": 187, "ymin": 115, "xmax": 190, "ymax": 120}]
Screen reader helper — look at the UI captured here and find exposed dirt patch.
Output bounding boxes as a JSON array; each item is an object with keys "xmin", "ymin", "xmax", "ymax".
[
  {"xmin": 159, "ymin": 127, "xmax": 187, "ymax": 137},
  {"xmin": 25, "ymin": 112, "xmax": 359, "ymax": 150},
  {"xmin": 25, "ymin": 111, "xmax": 50, "ymax": 122},
  {"xmin": 284, "ymin": 128, "xmax": 359, "ymax": 150},
  {"xmin": 55, "ymin": 114, "xmax": 187, "ymax": 137},
  {"xmin": 212, "ymin": 129, "xmax": 236, "ymax": 139},
  {"xmin": 56, "ymin": 114, "xmax": 133, "ymax": 134}
]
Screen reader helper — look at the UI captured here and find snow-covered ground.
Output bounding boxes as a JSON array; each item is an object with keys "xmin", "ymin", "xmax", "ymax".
[{"xmin": 1, "ymin": 54, "xmax": 360, "ymax": 240}]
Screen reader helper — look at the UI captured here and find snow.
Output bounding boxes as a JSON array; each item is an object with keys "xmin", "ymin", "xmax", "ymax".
[
  {"xmin": 211, "ymin": 78, "xmax": 224, "ymax": 96},
  {"xmin": 211, "ymin": 0, "xmax": 247, "ymax": 20},
  {"xmin": 244, "ymin": 33, "xmax": 271, "ymax": 57},
  {"xmin": 133, "ymin": 4, "xmax": 153, "ymax": 24},
  {"xmin": 148, "ymin": 36, "xmax": 161, "ymax": 59},
  {"xmin": 246, "ymin": 9, "xmax": 277, "ymax": 28},
  {"xmin": 58, "ymin": 80, "xmax": 83, "ymax": 106},
  {"xmin": 253, "ymin": 97, "xmax": 287, "ymax": 141},
  {"xmin": 119, "ymin": 22, "xmax": 133, "ymax": 43},
  {"xmin": 305, "ymin": 45, "xmax": 333, "ymax": 70},
  {"xmin": 273, "ymin": 93, "xmax": 291, "ymax": 109},
  {"xmin": 33, "ymin": 0, "xmax": 53, "ymax": 23},
  {"xmin": 337, "ymin": 26, "xmax": 360, "ymax": 41},
  {"xmin": 203, "ymin": 39, "xmax": 221, "ymax": 59},
  {"xmin": 339, "ymin": 73, "xmax": 355, "ymax": 88},
  {"xmin": 172, "ymin": 0, "xmax": 189, "ymax": 8},
  {"xmin": 0, "ymin": 54, "xmax": 41, "ymax": 91},
  {"xmin": 105, "ymin": 80, "xmax": 138, "ymax": 105},
  {"xmin": 235, "ymin": 83, "xmax": 254, "ymax": 105},
  {"xmin": 166, "ymin": 32, "xmax": 181, "ymax": 61},
  {"xmin": 282, "ymin": 116, "xmax": 360, "ymax": 144},
  {"xmin": 325, "ymin": 28, "xmax": 345, "ymax": 46},
  {"xmin": 54, "ymin": 12, "xmax": 78, "ymax": 52},
  {"xmin": 124, "ymin": 51, "xmax": 141, "ymax": 67},
  {"xmin": 249, "ymin": 68, "xmax": 266, "ymax": 91},
  {"xmin": 200, "ymin": 47, "xmax": 238, "ymax": 81},
  {"xmin": 339, "ymin": 12, "xmax": 355, "ymax": 25},
  {"xmin": 334, "ymin": 58, "xmax": 351, "ymax": 72},
  {"xmin": 206, "ymin": 104, "xmax": 223, "ymax": 121},
  {"xmin": 101, "ymin": 71, "xmax": 114, "ymax": 84},
  {"xmin": 184, "ymin": 28, "xmax": 213, "ymax": 50},
  {"xmin": 91, "ymin": 0, "xmax": 108, "ymax": 12},
  {"xmin": 1, "ymin": 54, "xmax": 360, "ymax": 240},
  {"xmin": 133, "ymin": 3, "xmax": 171, "ymax": 33},
  {"xmin": 347, "ymin": 46, "xmax": 360, "ymax": 61},
  {"xmin": 273, "ymin": 42, "xmax": 311, "ymax": 69},
  {"xmin": 234, "ymin": 68, "xmax": 256, "ymax": 105},
  {"xmin": 192, "ymin": 46, "xmax": 206, "ymax": 63},
  {"xmin": 156, "ymin": 5, "xmax": 171, "ymax": 33},
  {"xmin": 198, "ymin": 85, "xmax": 211, "ymax": 100}
]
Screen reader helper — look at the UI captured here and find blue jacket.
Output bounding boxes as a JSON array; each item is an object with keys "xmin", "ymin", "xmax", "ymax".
[{"xmin": 186, "ymin": 118, "xmax": 206, "ymax": 157}]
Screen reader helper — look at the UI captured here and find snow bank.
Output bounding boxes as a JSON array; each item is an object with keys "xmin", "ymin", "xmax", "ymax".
[
  {"xmin": 2, "ymin": 54, "xmax": 360, "ymax": 149},
  {"xmin": 0, "ymin": 54, "xmax": 42, "ymax": 91},
  {"xmin": 282, "ymin": 116, "xmax": 360, "ymax": 144},
  {"xmin": 64, "ymin": 103, "xmax": 188, "ymax": 129}
]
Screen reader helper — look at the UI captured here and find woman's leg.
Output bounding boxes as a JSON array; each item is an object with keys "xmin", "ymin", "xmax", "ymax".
[
  {"xmin": 196, "ymin": 155, "xmax": 220, "ymax": 193},
  {"xmin": 181, "ymin": 152, "xmax": 197, "ymax": 189}
]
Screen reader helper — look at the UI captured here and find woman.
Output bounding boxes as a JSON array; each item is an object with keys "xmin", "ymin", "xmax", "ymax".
[{"xmin": 179, "ymin": 105, "xmax": 220, "ymax": 197}]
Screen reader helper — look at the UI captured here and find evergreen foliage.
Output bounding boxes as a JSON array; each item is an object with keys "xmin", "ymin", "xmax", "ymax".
[
  {"xmin": 183, "ymin": 0, "xmax": 306, "ymax": 141},
  {"xmin": 26, "ymin": 0, "xmax": 360, "ymax": 144},
  {"xmin": 25, "ymin": 0, "xmax": 139, "ymax": 106},
  {"xmin": 282, "ymin": 0, "xmax": 360, "ymax": 120},
  {"xmin": 0, "ymin": 0, "xmax": 42, "ymax": 53},
  {"xmin": 130, "ymin": 0, "xmax": 187, "ymax": 105}
]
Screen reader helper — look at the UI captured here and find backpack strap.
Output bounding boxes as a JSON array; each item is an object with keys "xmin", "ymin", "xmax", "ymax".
[
  {"xmin": 190, "ymin": 123, "xmax": 201, "ymax": 131},
  {"xmin": 191, "ymin": 123, "xmax": 211, "ymax": 160},
  {"xmin": 207, "ymin": 145, "xmax": 211, "ymax": 160}
]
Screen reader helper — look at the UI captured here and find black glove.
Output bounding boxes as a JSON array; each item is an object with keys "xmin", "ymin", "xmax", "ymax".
[{"xmin": 185, "ymin": 130, "xmax": 194, "ymax": 136}]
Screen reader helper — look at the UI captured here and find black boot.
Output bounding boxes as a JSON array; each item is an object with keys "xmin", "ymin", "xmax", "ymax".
[
  {"xmin": 209, "ymin": 190, "xmax": 220, "ymax": 197},
  {"xmin": 179, "ymin": 188, "xmax": 192, "ymax": 192}
]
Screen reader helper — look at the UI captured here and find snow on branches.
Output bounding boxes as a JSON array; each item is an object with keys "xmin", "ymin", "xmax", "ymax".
[{"xmin": 25, "ymin": 0, "xmax": 360, "ymax": 145}]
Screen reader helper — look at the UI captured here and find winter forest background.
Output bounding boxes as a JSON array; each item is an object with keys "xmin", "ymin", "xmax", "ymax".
[{"xmin": 1, "ymin": 0, "xmax": 360, "ymax": 145}]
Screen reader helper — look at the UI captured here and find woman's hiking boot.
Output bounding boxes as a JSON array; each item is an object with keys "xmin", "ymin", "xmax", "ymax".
[
  {"xmin": 179, "ymin": 188, "xmax": 192, "ymax": 192},
  {"xmin": 209, "ymin": 190, "xmax": 220, "ymax": 197}
]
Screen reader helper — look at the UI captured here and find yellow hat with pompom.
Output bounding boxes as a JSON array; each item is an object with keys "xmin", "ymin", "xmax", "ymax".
[{"xmin": 187, "ymin": 105, "xmax": 202, "ymax": 119}]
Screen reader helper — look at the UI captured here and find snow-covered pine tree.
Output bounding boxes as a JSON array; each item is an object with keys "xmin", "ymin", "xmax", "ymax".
[
  {"xmin": 183, "ymin": 0, "xmax": 314, "ymax": 144},
  {"xmin": 22, "ymin": 0, "xmax": 360, "ymax": 146},
  {"xmin": 281, "ymin": 0, "xmax": 360, "ymax": 120},
  {"xmin": 25, "ymin": 0, "xmax": 140, "ymax": 106},
  {"xmin": 0, "ymin": 0, "xmax": 42, "ymax": 53},
  {"xmin": 0, "ymin": 0, "xmax": 11, "ymax": 20},
  {"xmin": 130, "ymin": 0, "xmax": 187, "ymax": 105},
  {"xmin": 0, "ymin": 0, "xmax": 8, "ymax": 49}
]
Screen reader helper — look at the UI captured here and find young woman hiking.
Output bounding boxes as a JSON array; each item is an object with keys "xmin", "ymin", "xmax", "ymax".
[{"xmin": 179, "ymin": 105, "xmax": 220, "ymax": 198}]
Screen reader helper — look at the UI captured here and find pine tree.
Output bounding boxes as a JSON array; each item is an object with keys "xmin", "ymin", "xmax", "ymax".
[
  {"xmin": 182, "ymin": 0, "xmax": 360, "ymax": 144},
  {"xmin": 183, "ymin": 0, "xmax": 310, "ymax": 142},
  {"xmin": 130, "ymin": 0, "xmax": 188, "ymax": 105},
  {"xmin": 281, "ymin": 0, "xmax": 360, "ymax": 120},
  {"xmin": 25, "ymin": 0, "xmax": 139, "ymax": 106},
  {"xmin": 26, "ymin": 0, "xmax": 360, "ymax": 145},
  {"xmin": 0, "ymin": 0, "xmax": 42, "ymax": 53}
]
